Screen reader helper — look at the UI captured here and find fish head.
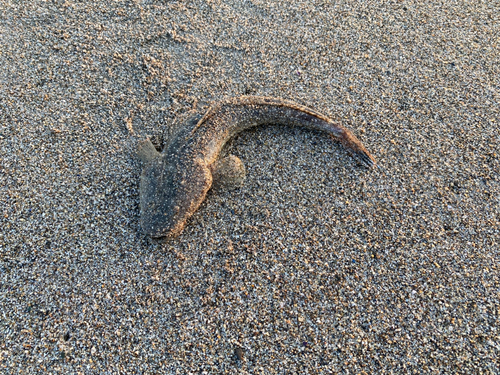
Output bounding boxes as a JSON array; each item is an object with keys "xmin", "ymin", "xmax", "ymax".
[{"xmin": 140, "ymin": 155, "xmax": 212, "ymax": 239}]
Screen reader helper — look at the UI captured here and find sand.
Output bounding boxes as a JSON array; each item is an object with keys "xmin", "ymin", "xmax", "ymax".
[{"xmin": 0, "ymin": 0, "xmax": 499, "ymax": 373}]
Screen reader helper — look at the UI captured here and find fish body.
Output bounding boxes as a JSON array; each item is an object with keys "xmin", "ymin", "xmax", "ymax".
[{"xmin": 139, "ymin": 96, "xmax": 376, "ymax": 239}]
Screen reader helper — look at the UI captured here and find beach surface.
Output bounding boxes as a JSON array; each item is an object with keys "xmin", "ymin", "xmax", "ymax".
[{"xmin": 1, "ymin": 0, "xmax": 499, "ymax": 373}]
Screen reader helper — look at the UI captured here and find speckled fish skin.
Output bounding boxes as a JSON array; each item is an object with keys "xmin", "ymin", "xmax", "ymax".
[{"xmin": 140, "ymin": 96, "xmax": 376, "ymax": 239}]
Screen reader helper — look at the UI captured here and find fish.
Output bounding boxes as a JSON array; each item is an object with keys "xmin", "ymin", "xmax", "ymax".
[{"xmin": 138, "ymin": 96, "xmax": 376, "ymax": 239}]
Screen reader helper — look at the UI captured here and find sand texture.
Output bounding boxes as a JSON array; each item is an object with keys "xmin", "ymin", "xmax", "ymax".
[{"xmin": 0, "ymin": 0, "xmax": 499, "ymax": 373}]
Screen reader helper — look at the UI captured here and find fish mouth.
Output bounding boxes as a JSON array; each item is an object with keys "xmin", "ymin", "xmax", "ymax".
[
  {"xmin": 150, "ymin": 233, "xmax": 174, "ymax": 243},
  {"xmin": 150, "ymin": 235, "xmax": 169, "ymax": 244},
  {"xmin": 142, "ymin": 218, "xmax": 186, "ymax": 241}
]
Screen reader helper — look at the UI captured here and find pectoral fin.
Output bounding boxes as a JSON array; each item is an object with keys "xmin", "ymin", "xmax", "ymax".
[
  {"xmin": 210, "ymin": 155, "xmax": 246, "ymax": 190},
  {"xmin": 137, "ymin": 138, "xmax": 161, "ymax": 163}
]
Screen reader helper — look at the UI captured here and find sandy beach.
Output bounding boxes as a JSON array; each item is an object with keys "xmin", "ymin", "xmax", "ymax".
[{"xmin": 1, "ymin": 0, "xmax": 499, "ymax": 373}]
